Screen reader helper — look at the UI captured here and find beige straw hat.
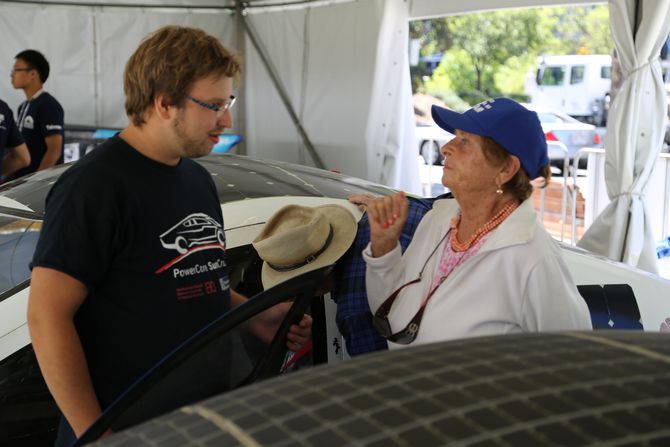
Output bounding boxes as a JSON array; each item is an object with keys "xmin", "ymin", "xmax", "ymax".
[{"xmin": 252, "ymin": 204, "xmax": 357, "ymax": 289}]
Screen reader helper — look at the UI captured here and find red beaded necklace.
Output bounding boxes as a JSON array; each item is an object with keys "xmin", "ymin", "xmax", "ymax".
[{"xmin": 450, "ymin": 200, "xmax": 520, "ymax": 252}]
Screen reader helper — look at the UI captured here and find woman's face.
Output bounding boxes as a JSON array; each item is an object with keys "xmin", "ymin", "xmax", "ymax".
[{"xmin": 440, "ymin": 130, "xmax": 503, "ymax": 196}]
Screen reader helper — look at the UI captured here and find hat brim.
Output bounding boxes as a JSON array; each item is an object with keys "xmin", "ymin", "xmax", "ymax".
[
  {"xmin": 260, "ymin": 204, "xmax": 357, "ymax": 290},
  {"xmin": 431, "ymin": 105, "xmax": 487, "ymax": 136}
]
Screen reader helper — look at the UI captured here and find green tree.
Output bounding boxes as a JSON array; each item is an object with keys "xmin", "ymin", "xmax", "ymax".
[
  {"xmin": 541, "ymin": 6, "xmax": 612, "ymax": 55},
  {"xmin": 409, "ymin": 20, "xmax": 451, "ymax": 91},
  {"xmin": 413, "ymin": 5, "xmax": 612, "ymax": 104},
  {"xmin": 439, "ymin": 9, "xmax": 547, "ymax": 95}
]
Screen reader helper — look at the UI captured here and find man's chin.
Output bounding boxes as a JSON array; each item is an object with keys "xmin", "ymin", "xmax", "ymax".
[{"xmin": 185, "ymin": 144, "xmax": 214, "ymax": 159}]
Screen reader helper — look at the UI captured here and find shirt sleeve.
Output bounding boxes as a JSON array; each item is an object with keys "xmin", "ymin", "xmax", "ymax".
[
  {"xmin": 39, "ymin": 97, "xmax": 65, "ymax": 137},
  {"xmin": 31, "ymin": 168, "xmax": 119, "ymax": 291}
]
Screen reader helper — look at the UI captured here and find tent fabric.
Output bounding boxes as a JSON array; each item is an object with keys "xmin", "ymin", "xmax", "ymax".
[
  {"xmin": 3, "ymin": 0, "xmax": 668, "ymax": 199},
  {"xmin": 0, "ymin": 3, "xmax": 235, "ymax": 128},
  {"xmin": 577, "ymin": 0, "xmax": 670, "ymax": 273},
  {"xmin": 228, "ymin": 0, "xmax": 418, "ymax": 190},
  {"xmin": 0, "ymin": 0, "xmax": 418, "ymax": 192}
]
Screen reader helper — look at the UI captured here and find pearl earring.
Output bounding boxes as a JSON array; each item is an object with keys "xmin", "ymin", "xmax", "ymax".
[{"xmin": 496, "ymin": 187, "xmax": 503, "ymax": 195}]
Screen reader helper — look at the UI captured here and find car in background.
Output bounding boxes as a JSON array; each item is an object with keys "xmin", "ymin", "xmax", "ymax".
[
  {"xmin": 525, "ymin": 104, "xmax": 602, "ymax": 170},
  {"xmin": 415, "ymin": 123, "xmax": 454, "ymax": 165}
]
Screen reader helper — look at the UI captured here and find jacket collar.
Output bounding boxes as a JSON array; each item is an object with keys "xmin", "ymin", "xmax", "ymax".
[{"xmin": 432, "ymin": 198, "xmax": 537, "ymax": 251}]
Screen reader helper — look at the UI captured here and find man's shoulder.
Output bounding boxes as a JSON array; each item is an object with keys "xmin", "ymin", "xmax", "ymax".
[
  {"xmin": 181, "ymin": 157, "xmax": 216, "ymax": 182},
  {"xmin": 62, "ymin": 138, "xmax": 126, "ymax": 181},
  {"xmin": 0, "ymin": 99, "xmax": 10, "ymax": 112},
  {"xmin": 35, "ymin": 92, "xmax": 64, "ymax": 112}
]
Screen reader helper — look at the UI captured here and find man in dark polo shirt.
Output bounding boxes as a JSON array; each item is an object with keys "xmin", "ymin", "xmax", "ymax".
[
  {"xmin": 10, "ymin": 49, "xmax": 64, "ymax": 179},
  {"xmin": 0, "ymin": 97, "xmax": 30, "ymax": 181}
]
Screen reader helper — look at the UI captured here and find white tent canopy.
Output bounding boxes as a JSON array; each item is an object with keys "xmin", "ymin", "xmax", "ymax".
[
  {"xmin": 0, "ymin": 0, "xmax": 608, "ymax": 195},
  {"xmin": 3, "ymin": 0, "xmax": 668, "ymax": 272},
  {"xmin": 578, "ymin": 0, "xmax": 670, "ymax": 273}
]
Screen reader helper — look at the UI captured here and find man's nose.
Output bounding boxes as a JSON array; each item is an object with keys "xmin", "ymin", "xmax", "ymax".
[{"xmin": 217, "ymin": 109, "xmax": 233, "ymax": 128}]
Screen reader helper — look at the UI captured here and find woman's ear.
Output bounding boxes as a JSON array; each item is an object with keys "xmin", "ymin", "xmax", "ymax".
[{"xmin": 499, "ymin": 155, "xmax": 521, "ymax": 185}]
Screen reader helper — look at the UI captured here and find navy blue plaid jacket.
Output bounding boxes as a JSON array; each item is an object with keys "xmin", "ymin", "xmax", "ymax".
[{"xmin": 332, "ymin": 193, "xmax": 453, "ymax": 356}]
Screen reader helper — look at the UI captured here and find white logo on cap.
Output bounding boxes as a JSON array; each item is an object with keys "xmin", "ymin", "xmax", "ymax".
[{"xmin": 473, "ymin": 99, "xmax": 495, "ymax": 113}]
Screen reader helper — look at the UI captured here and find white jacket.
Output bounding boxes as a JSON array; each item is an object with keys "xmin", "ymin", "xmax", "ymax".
[{"xmin": 364, "ymin": 198, "xmax": 592, "ymax": 348}]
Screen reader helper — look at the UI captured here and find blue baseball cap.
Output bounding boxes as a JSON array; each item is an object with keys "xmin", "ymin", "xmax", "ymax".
[{"xmin": 431, "ymin": 98, "xmax": 548, "ymax": 179}]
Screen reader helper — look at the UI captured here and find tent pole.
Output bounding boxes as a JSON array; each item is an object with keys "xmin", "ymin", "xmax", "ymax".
[
  {"xmin": 234, "ymin": 0, "xmax": 247, "ymax": 155},
  {"xmin": 239, "ymin": 9, "xmax": 326, "ymax": 169}
]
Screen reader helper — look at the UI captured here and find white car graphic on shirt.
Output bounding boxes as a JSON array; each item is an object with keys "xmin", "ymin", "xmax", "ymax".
[{"xmin": 159, "ymin": 213, "xmax": 225, "ymax": 254}]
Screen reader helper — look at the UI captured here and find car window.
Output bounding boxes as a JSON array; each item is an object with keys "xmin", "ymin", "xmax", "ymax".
[
  {"xmin": 537, "ymin": 66, "xmax": 565, "ymax": 86},
  {"xmin": 570, "ymin": 65, "xmax": 585, "ymax": 84},
  {"xmin": 73, "ymin": 247, "xmax": 332, "ymax": 445},
  {"xmin": 601, "ymin": 65, "xmax": 611, "ymax": 79},
  {"xmin": 536, "ymin": 112, "xmax": 564, "ymax": 124},
  {"xmin": 0, "ymin": 214, "xmax": 41, "ymax": 299}
]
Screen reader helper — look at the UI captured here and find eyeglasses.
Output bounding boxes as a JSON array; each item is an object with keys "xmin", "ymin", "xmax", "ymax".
[
  {"xmin": 11, "ymin": 67, "xmax": 32, "ymax": 73},
  {"xmin": 372, "ymin": 229, "xmax": 455, "ymax": 345},
  {"xmin": 186, "ymin": 95, "xmax": 236, "ymax": 116}
]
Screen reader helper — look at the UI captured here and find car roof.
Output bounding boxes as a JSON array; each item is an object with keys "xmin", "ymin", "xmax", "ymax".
[
  {"xmin": 522, "ymin": 104, "xmax": 595, "ymax": 127},
  {"xmin": 0, "ymin": 154, "xmax": 395, "ymax": 216}
]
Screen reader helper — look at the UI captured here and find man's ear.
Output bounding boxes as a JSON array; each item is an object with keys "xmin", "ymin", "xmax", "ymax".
[{"xmin": 153, "ymin": 95, "xmax": 174, "ymax": 121}]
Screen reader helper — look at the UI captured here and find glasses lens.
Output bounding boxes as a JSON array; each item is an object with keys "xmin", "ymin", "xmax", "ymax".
[
  {"xmin": 372, "ymin": 314, "xmax": 393, "ymax": 338},
  {"xmin": 226, "ymin": 96, "xmax": 236, "ymax": 111},
  {"xmin": 393, "ymin": 322, "xmax": 419, "ymax": 345}
]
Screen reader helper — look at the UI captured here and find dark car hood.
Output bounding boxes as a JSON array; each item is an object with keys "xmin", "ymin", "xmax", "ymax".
[{"xmin": 0, "ymin": 153, "xmax": 394, "ymax": 216}]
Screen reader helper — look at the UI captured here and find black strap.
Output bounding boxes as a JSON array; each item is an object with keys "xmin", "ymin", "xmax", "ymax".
[{"xmin": 267, "ymin": 225, "xmax": 333, "ymax": 272}]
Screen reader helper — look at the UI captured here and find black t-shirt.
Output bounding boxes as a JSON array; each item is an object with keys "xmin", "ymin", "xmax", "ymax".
[
  {"xmin": 0, "ymin": 99, "xmax": 24, "ymax": 175},
  {"xmin": 14, "ymin": 91, "xmax": 64, "ymax": 178},
  {"xmin": 32, "ymin": 135, "xmax": 232, "ymax": 407}
]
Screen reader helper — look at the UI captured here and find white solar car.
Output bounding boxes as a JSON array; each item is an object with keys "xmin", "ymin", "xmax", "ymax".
[{"xmin": 1, "ymin": 154, "xmax": 670, "ymax": 444}]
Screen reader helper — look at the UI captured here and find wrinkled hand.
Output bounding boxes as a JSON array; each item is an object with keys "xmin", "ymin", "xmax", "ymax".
[
  {"xmin": 249, "ymin": 302, "xmax": 312, "ymax": 352},
  {"xmin": 367, "ymin": 191, "xmax": 409, "ymax": 257},
  {"xmin": 348, "ymin": 193, "xmax": 378, "ymax": 212}
]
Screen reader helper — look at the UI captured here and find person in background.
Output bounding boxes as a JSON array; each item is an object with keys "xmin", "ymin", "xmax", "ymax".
[
  {"xmin": 332, "ymin": 192, "xmax": 452, "ymax": 356},
  {"xmin": 365, "ymin": 98, "xmax": 592, "ymax": 348},
  {"xmin": 27, "ymin": 26, "xmax": 311, "ymax": 446},
  {"xmin": 10, "ymin": 49, "xmax": 64, "ymax": 178},
  {"xmin": 0, "ymin": 97, "xmax": 30, "ymax": 182}
]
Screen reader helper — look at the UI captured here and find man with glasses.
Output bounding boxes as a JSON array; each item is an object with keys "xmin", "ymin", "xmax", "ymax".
[
  {"xmin": 10, "ymin": 49, "xmax": 64, "ymax": 178},
  {"xmin": 27, "ymin": 26, "xmax": 311, "ymax": 446}
]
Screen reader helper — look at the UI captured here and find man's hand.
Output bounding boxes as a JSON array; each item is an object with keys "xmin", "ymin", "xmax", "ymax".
[
  {"xmin": 249, "ymin": 302, "xmax": 312, "ymax": 352},
  {"xmin": 367, "ymin": 191, "xmax": 409, "ymax": 257}
]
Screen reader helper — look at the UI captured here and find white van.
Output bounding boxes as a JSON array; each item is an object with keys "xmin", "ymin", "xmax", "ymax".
[{"xmin": 525, "ymin": 54, "xmax": 612, "ymax": 126}]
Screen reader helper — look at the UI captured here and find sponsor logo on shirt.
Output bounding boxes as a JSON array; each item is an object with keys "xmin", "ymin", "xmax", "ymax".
[
  {"xmin": 23, "ymin": 115, "xmax": 34, "ymax": 129},
  {"xmin": 154, "ymin": 213, "xmax": 229, "ymax": 301},
  {"xmin": 176, "ymin": 278, "xmax": 227, "ymax": 301},
  {"xmin": 154, "ymin": 212, "xmax": 226, "ymax": 274},
  {"xmin": 0, "ymin": 113, "xmax": 5, "ymax": 125}
]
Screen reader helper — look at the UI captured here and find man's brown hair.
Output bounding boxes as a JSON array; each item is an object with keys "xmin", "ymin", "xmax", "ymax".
[{"xmin": 124, "ymin": 25, "xmax": 241, "ymax": 126}]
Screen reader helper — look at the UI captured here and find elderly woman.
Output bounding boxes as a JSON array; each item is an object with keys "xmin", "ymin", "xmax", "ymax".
[{"xmin": 364, "ymin": 98, "xmax": 592, "ymax": 347}]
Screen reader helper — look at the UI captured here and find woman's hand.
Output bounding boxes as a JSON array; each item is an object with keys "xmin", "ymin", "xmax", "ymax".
[
  {"xmin": 348, "ymin": 193, "xmax": 378, "ymax": 212},
  {"xmin": 367, "ymin": 191, "xmax": 408, "ymax": 257}
]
